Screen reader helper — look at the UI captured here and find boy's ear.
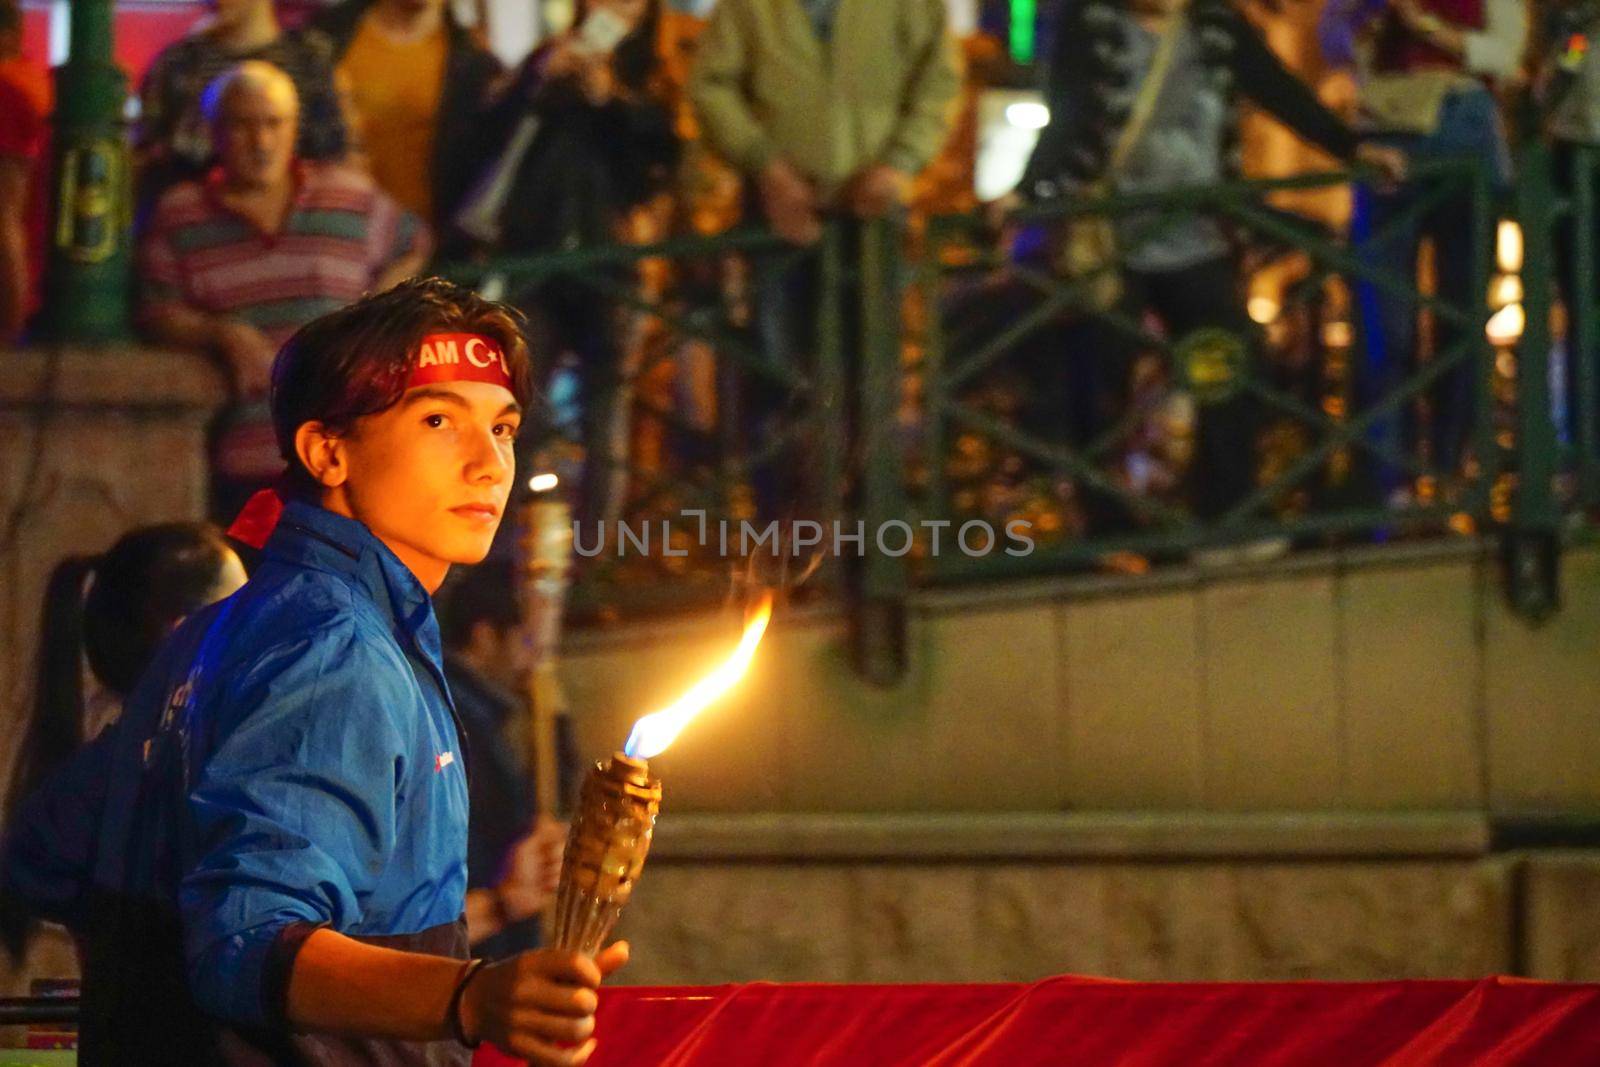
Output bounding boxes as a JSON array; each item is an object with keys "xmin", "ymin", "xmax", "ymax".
[{"xmin": 294, "ymin": 421, "xmax": 350, "ymax": 489}]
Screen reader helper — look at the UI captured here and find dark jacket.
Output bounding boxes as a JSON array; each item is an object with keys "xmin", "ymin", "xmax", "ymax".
[
  {"xmin": 463, "ymin": 44, "xmax": 680, "ymax": 254},
  {"xmin": 1022, "ymin": 0, "xmax": 1361, "ymax": 199},
  {"xmin": 310, "ymin": 0, "xmax": 502, "ymax": 237},
  {"xmin": 1, "ymin": 502, "xmax": 473, "ymax": 1066}
]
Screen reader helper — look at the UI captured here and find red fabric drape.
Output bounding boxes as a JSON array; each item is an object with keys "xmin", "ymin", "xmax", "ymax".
[{"xmin": 476, "ymin": 976, "xmax": 1600, "ymax": 1066}]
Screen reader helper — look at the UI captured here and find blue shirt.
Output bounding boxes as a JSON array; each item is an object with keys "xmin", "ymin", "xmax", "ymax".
[{"xmin": 3, "ymin": 501, "xmax": 470, "ymax": 1046}]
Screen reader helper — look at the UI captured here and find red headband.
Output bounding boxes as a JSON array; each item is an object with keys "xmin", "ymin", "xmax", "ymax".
[
  {"xmin": 227, "ymin": 333, "xmax": 515, "ymax": 549},
  {"xmin": 405, "ymin": 332, "xmax": 514, "ymax": 391}
]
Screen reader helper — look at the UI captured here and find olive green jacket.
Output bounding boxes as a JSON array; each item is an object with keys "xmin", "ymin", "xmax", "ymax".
[{"xmin": 688, "ymin": 0, "xmax": 960, "ymax": 198}]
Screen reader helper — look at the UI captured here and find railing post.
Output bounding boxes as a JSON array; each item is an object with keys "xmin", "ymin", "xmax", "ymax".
[
  {"xmin": 852, "ymin": 217, "xmax": 909, "ymax": 685},
  {"xmin": 1507, "ymin": 137, "xmax": 1561, "ymax": 620},
  {"xmin": 41, "ymin": 0, "xmax": 132, "ymax": 341}
]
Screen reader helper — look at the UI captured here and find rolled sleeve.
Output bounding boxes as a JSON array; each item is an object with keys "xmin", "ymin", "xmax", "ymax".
[
  {"xmin": 180, "ymin": 624, "xmax": 412, "ymax": 1028},
  {"xmin": 1463, "ymin": 0, "xmax": 1529, "ymax": 82}
]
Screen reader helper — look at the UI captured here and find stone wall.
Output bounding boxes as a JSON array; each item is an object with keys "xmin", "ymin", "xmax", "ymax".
[
  {"xmin": 559, "ymin": 543, "xmax": 1600, "ymax": 815},
  {"xmin": 615, "ymin": 813, "xmax": 1532, "ymax": 986}
]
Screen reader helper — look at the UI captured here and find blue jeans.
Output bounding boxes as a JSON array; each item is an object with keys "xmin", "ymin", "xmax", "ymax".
[{"xmin": 1353, "ymin": 86, "xmax": 1506, "ymax": 490}]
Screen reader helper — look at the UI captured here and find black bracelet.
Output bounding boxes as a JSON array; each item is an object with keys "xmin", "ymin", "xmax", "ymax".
[{"xmin": 447, "ymin": 957, "xmax": 489, "ymax": 1048}]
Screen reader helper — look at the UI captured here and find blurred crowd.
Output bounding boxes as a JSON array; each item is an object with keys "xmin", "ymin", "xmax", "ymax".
[{"xmin": 3, "ymin": 0, "xmax": 1599, "ymax": 563}]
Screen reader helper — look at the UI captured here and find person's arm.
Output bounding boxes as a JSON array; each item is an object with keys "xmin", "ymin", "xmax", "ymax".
[
  {"xmin": 876, "ymin": 0, "xmax": 962, "ymax": 177},
  {"xmin": 464, "ymin": 816, "xmax": 565, "ymax": 947},
  {"xmin": 0, "ymin": 155, "xmax": 28, "ymax": 341},
  {"xmin": 687, "ymin": 0, "xmax": 777, "ymax": 176},
  {"xmin": 0, "ymin": 719, "xmax": 122, "ymax": 935},
  {"xmin": 1391, "ymin": 0, "xmax": 1529, "ymax": 82},
  {"xmin": 179, "ymin": 624, "xmax": 624, "ymax": 1061},
  {"xmin": 370, "ymin": 196, "xmax": 431, "ymax": 290},
  {"xmin": 1229, "ymin": 13, "xmax": 1363, "ymax": 161},
  {"xmin": 137, "ymin": 211, "xmax": 276, "ymax": 390},
  {"xmin": 286, "ymin": 927, "xmax": 627, "ymax": 1061},
  {"xmin": 1017, "ymin": 2, "xmax": 1099, "ymax": 202}
]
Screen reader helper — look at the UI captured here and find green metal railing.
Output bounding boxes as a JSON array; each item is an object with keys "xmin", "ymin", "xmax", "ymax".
[
  {"xmin": 441, "ymin": 146, "xmax": 1587, "ymax": 679},
  {"xmin": 909, "ymin": 160, "xmax": 1498, "ymax": 582}
]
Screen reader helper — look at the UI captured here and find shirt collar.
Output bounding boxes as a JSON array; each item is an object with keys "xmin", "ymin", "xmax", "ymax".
[{"xmin": 261, "ymin": 500, "xmax": 442, "ymax": 662}]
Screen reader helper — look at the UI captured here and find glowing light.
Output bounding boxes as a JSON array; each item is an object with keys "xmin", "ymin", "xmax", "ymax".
[
  {"xmin": 624, "ymin": 593, "xmax": 774, "ymax": 760},
  {"xmin": 528, "ymin": 473, "xmax": 560, "ymax": 493},
  {"xmin": 1005, "ymin": 102, "xmax": 1051, "ymax": 130},
  {"xmin": 1491, "ymin": 274, "xmax": 1523, "ymax": 308},
  {"xmin": 1486, "ymin": 303, "xmax": 1525, "ymax": 346},
  {"xmin": 1247, "ymin": 296, "xmax": 1280, "ymax": 325},
  {"xmin": 1321, "ymin": 321, "xmax": 1353, "ymax": 348},
  {"xmin": 1497, "ymin": 220, "xmax": 1523, "ymax": 274}
]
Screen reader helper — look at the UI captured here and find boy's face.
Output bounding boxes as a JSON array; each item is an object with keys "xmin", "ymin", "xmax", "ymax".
[{"xmin": 331, "ymin": 380, "xmax": 521, "ymax": 591}]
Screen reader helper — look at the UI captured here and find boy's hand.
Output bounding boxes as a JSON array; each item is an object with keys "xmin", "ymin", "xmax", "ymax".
[{"xmin": 459, "ymin": 942, "xmax": 630, "ymax": 1065}]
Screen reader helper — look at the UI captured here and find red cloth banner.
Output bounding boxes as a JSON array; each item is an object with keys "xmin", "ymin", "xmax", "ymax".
[{"xmin": 477, "ymin": 976, "xmax": 1600, "ymax": 1066}]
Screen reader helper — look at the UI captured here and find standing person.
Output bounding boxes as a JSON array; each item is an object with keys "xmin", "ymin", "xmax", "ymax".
[
  {"xmin": 2, "ymin": 524, "xmax": 245, "ymax": 959},
  {"xmin": 1, "ymin": 278, "xmax": 628, "ymax": 1066},
  {"xmin": 313, "ymin": 0, "xmax": 502, "ymax": 236},
  {"xmin": 437, "ymin": 562, "xmax": 577, "ymax": 961},
  {"xmin": 0, "ymin": 0, "xmax": 50, "ymax": 341},
  {"xmin": 139, "ymin": 62, "xmax": 429, "ymax": 517},
  {"xmin": 1018, "ymin": 0, "xmax": 1406, "ymax": 560},
  {"xmin": 136, "ymin": 0, "xmax": 347, "ymax": 206},
  {"xmin": 689, "ymin": 0, "xmax": 960, "ymax": 517},
  {"xmin": 1321, "ymin": 0, "xmax": 1527, "ymax": 500},
  {"xmin": 1539, "ymin": 0, "xmax": 1600, "ymax": 445},
  {"xmin": 458, "ymin": 0, "xmax": 680, "ymax": 529}
]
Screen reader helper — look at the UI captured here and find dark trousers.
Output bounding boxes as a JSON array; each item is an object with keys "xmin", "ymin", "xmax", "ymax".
[
  {"xmin": 1047, "ymin": 255, "xmax": 1260, "ymax": 525},
  {"xmin": 747, "ymin": 220, "xmax": 866, "ymax": 521},
  {"xmin": 518, "ymin": 279, "xmax": 628, "ymax": 531}
]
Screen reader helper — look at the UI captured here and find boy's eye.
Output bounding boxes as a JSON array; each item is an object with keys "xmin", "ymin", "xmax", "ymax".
[
  {"xmin": 424, "ymin": 413, "xmax": 447, "ymax": 429},
  {"xmin": 494, "ymin": 422, "xmax": 520, "ymax": 438}
]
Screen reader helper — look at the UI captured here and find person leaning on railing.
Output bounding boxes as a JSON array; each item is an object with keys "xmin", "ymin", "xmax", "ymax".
[
  {"xmin": 688, "ymin": 0, "xmax": 960, "ymax": 518},
  {"xmin": 1320, "ymin": 0, "xmax": 1527, "ymax": 504},
  {"xmin": 1013, "ymin": 0, "xmax": 1406, "ymax": 564}
]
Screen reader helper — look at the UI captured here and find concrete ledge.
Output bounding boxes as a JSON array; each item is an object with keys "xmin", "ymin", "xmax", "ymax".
[
  {"xmin": 0, "ymin": 344, "xmax": 227, "ymax": 411},
  {"xmin": 649, "ymin": 811, "xmax": 1494, "ymax": 862}
]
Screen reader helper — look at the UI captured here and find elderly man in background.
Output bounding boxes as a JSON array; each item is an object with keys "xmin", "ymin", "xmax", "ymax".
[
  {"xmin": 137, "ymin": 0, "xmax": 347, "ymax": 206},
  {"xmin": 138, "ymin": 60, "xmax": 429, "ymax": 516},
  {"xmin": 688, "ymin": 0, "xmax": 959, "ymax": 517}
]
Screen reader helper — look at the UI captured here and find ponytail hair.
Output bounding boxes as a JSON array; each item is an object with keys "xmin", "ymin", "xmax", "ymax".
[{"xmin": 5, "ymin": 522, "xmax": 238, "ymax": 868}]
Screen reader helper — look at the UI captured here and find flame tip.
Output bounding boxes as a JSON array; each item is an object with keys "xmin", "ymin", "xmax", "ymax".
[{"xmin": 621, "ymin": 591, "xmax": 774, "ymax": 760}]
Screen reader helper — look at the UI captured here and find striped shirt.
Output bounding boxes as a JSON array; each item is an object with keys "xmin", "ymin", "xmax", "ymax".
[{"xmin": 140, "ymin": 162, "xmax": 425, "ymax": 481}]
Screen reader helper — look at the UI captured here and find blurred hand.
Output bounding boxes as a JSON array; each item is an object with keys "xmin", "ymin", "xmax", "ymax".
[
  {"xmin": 758, "ymin": 158, "xmax": 822, "ymax": 245},
  {"xmin": 496, "ymin": 815, "xmax": 568, "ymax": 923},
  {"xmin": 459, "ymin": 942, "xmax": 630, "ymax": 1066},
  {"xmin": 844, "ymin": 163, "xmax": 911, "ymax": 219},
  {"xmin": 984, "ymin": 191, "xmax": 1023, "ymax": 234},
  {"xmin": 1354, "ymin": 142, "xmax": 1408, "ymax": 188},
  {"xmin": 214, "ymin": 319, "xmax": 277, "ymax": 395}
]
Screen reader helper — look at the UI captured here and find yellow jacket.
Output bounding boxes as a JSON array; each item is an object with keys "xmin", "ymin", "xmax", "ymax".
[{"xmin": 688, "ymin": 0, "xmax": 960, "ymax": 198}]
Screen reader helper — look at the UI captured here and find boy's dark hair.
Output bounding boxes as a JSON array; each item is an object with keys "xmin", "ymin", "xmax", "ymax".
[
  {"xmin": 436, "ymin": 560, "xmax": 519, "ymax": 652},
  {"xmin": 271, "ymin": 277, "xmax": 532, "ymax": 494},
  {"xmin": 0, "ymin": 0, "xmax": 20, "ymax": 44}
]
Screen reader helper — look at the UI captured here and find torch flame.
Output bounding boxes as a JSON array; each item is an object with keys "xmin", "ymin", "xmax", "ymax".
[{"xmin": 623, "ymin": 593, "xmax": 773, "ymax": 760}]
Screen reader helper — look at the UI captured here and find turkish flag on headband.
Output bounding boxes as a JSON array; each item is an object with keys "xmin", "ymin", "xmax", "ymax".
[{"xmin": 475, "ymin": 976, "xmax": 1600, "ymax": 1067}]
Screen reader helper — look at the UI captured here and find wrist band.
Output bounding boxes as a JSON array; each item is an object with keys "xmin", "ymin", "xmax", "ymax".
[{"xmin": 447, "ymin": 957, "xmax": 489, "ymax": 1048}]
